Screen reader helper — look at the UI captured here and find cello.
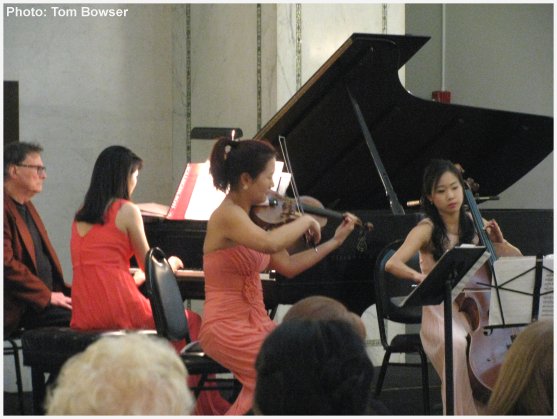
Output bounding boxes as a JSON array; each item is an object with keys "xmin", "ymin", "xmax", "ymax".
[{"xmin": 456, "ymin": 176, "xmax": 523, "ymax": 404}]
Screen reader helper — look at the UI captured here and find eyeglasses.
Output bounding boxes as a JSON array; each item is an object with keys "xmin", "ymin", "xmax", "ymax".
[{"xmin": 16, "ymin": 164, "xmax": 47, "ymax": 175}]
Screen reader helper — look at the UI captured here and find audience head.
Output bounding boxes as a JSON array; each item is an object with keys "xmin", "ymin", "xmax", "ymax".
[
  {"xmin": 46, "ymin": 333, "xmax": 194, "ymax": 415},
  {"xmin": 254, "ymin": 319, "xmax": 375, "ymax": 415},
  {"xmin": 487, "ymin": 319, "xmax": 553, "ymax": 415},
  {"xmin": 75, "ymin": 145, "xmax": 143, "ymax": 224},
  {"xmin": 283, "ymin": 295, "xmax": 366, "ymax": 339},
  {"xmin": 209, "ymin": 137, "xmax": 277, "ymax": 193}
]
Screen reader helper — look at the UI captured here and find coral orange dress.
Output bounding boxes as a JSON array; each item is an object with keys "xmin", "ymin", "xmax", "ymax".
[
  {"xmin": 199, "ymin": 246, "xmax": 277, "ymax": 415},
  {"xmin": 70, "ymin": 199, "xmax": 231, "ymax": 415}
]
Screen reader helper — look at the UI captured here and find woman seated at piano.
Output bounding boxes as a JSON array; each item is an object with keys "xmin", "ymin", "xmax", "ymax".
[
  {"xmin": 70, "ymin": 145, "xmax": 185, "ymax": 330},
  {"xmin": 384, "ymin": 159, "xmax": 521, "ymax": 415},
  {"xmin": 69, "ymin": 145, "xmax": 230, "ymax": 414},
  {"xmin": 200, "ymin": 137, "xmax": 358, "ymax": 415}
]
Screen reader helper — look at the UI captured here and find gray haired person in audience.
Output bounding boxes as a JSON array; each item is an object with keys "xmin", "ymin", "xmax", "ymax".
[{"xmin": 46, "ymin": 333, "xmax": 194, "ymax": 415}]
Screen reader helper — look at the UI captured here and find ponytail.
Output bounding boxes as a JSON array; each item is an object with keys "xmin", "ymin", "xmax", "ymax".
[{"xmin": 209, "ymin": 137, "xmax": 277, "ymax": 192}]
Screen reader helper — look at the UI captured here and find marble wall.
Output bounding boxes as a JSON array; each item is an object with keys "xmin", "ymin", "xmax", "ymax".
[
  {"xmin": 277, "ymin": 3, "xmax": 404, "ymax": 106},
  {"xmin": 182, "ymin": 4, "xmax": 404, "ymax": 165}
]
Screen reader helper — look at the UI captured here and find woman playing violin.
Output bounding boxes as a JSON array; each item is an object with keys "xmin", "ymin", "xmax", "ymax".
[
  {"xmin": 199, "ymin": 137, "xmax": 358, "ymax": 415},
  {"xmin": 385, "ymin": 159, "xmax": 520, "ymax": 415}
]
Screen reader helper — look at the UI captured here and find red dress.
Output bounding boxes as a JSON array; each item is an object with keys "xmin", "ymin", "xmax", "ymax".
[
  {"xmin": 70, "ymin": 199, "xmax": 153, "ymax": 330},
  {"xmin": 70, "ymin": 199, "xmax": 231, "ymax": 414}
]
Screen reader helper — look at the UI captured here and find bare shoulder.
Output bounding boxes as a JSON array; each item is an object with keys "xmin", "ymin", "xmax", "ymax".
[
  {"xmin": 119, "ymin": 200, "xmax": 141, "ymax": 217},
  {"xmin": 416, "ymin": 217, "xmax": 433, "ymax": 228},
  {"xmin": 414, "ymin": 218, "xmax": 433, "ymax": 235},
  {"xmin": 115, "ymin": 200, "xmax": 142, "ymax": 231},
  {"xmin": 209, "ymin": 199, "xmax": 248, "ymax": 226},
  {"xmin": 404, "ymin": 219, "xmax": 433, "ymax": 249},
  {"xmin": 205, "ymin": 200, "xmax": 248, "ymax": 252}
]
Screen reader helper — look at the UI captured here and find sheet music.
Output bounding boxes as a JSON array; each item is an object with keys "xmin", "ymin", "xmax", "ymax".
[
  {"xmin": 183, "ymin": 160, "xmax": 288, "ymax": 220},
  {"xmin": 489, "ymin": 255, "xmax": 554, "ymax": 326},
  {"xmin": 539, "ymin": 255, "xmax": 553, "ymax": 319},
  {"xmin": 182, "ymin": 162, "xmax": 226, "ymax": 220},
  {"xmin": 450, "ymin": 245, "xmax": 491, "ymax": 301},
  {"xmin": 140, "ymin": 160, "xmax": 290, "ymax": 221}
]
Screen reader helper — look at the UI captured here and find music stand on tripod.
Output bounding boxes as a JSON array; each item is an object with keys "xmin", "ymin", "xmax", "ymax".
[
  {"xmin": 396, "ymin": 245, "xmax": 488, "ymax": 415},
  {"xmin": 488, "ymin": 254, "xmax": 554, "ymax": 328}
]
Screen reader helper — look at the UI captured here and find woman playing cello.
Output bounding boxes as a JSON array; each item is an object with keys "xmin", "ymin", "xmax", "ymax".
[{"xmin": 385, "ymin": 159, "xmax": 520, "ymax": 415}]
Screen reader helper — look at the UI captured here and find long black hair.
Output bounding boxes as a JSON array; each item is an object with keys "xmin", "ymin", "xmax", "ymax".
[
  {"xmin": 209, "ymin": 137, "xmax": 277, "ymax": 192},
  {"xmin": 419, "ymin": 159, "xmax": 475, "ymax": 260},
  {"xmin": 75, "ymin": 145, "xmax": 143, "ymax": 224}
]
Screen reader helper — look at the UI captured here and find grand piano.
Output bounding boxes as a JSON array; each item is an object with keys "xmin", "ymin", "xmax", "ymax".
[{"xmin": 144, "ymin": 33, "xmax": 553, "ymax": 316}]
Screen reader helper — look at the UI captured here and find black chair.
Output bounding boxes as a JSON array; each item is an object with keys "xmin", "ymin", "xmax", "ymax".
[
  {"xmin": 145, "ymin": 247, "xmax": 239, "ymax": 398},
  {"xmin": 374, "ymin": 239, "xmax": 430, "ymax": 415},
  {"xmin": 4, "ymin": 329, "xmax": 25, "ymax": 414}
]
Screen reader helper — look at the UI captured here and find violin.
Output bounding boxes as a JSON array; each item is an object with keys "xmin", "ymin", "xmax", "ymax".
[
  {"xmin": 455, "ymin": 170, "xmax": 522, "ymax": 404},
  {"xmin": 250, "ymin": 191, "xmax": 374, "ymax": 232},
  {"xmin": 258, "ymin": 138, "xmax": 372, "ymax": 252}
]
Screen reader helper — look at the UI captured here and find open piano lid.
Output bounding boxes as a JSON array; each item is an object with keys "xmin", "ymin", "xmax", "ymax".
[{"xmin": 254, "ymin": 33, "xmax": 553, "ymax": 212}]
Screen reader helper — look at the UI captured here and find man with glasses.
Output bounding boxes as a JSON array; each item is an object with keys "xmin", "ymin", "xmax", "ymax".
[{"xmin": 4, "ymin": 142, "xmax": 72, "ymax": 337}]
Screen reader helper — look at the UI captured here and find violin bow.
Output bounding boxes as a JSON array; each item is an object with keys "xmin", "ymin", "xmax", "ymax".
[{"xmin": 278, "ymin": 136, "xmax": 317, "ymax": 251}]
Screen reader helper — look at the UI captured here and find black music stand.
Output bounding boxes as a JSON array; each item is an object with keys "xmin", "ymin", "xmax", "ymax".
[
  {"xmin": 397, "ymin": 245, "xmax": 487, "ymax": 416},
  {"xmin": 488, "ymin": 254, "xmax": 554, "ymax": 328}
]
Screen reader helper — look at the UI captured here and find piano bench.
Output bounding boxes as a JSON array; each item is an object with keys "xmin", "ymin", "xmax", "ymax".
[{"xmin": 22, "ymin": 327, "xmax": 152, "ymax": 414}]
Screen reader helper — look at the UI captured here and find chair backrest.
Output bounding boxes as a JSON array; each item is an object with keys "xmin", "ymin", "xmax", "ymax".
[
  {"xmin": 374, "ymin": 239, "xmax": 422, "ymax": 325},
  {"xmin": 145, "ymin": 247, "xmax": 190, "ymax": 342}
]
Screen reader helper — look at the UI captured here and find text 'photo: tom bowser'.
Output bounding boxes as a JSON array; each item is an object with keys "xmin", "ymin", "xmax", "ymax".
[{"xmin": 5, "ymin": 5, "xmax": 129, "ymax": 18}]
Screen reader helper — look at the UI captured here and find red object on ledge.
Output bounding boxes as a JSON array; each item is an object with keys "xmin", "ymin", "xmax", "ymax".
[{"xmin": 432, "ymin": 90, "xmax": 451, "ymax": 104}]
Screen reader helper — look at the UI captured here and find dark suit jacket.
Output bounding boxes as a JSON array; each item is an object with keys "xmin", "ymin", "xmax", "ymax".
[{"xmin": 4, "ymin": 191, "xmax": 70, "ymax": 336}]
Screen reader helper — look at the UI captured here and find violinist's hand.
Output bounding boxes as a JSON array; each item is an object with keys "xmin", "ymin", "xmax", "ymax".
[
  {"xmin": 484, "ymin": 219, "xmax": 505, "ymax": 243},
  {"xmin": 332, "ymin": 212, "xmax": 357, "ymax": 247},
  {"xmin": 168, "ymin": 256, "xmax": 185, "ymax": 273},
  {"xmin": 303, "ymin": 215, "xmax": 322, "ymax": 245}
]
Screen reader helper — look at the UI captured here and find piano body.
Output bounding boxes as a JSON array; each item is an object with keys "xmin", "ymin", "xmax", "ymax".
[{"xmin": 144, "ymin": 33, "xmax": 553, "ymax": 316}]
